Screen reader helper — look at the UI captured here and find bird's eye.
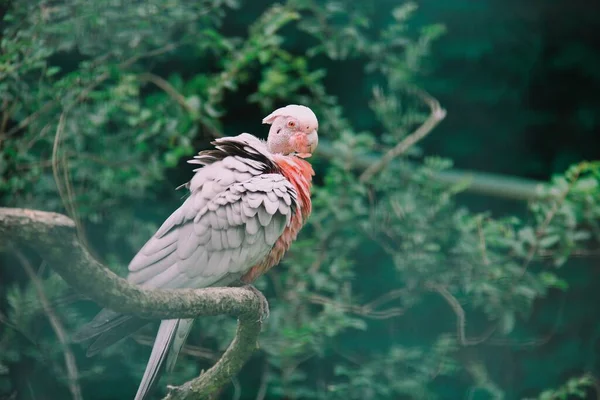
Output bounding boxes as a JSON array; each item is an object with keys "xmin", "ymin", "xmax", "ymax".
[{"xmin": 287, "ymin": 120, "xmax": 296, "ymax": 128}]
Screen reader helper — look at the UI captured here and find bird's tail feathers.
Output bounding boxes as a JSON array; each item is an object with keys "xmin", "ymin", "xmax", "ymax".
[
  {"xmin": 166, "ymin": 318, "xmax": 194, "ymax": 373},
  {"xmin": 72, "ymin": 308, "xmax": 135, "ymax": 343},
  {"xmin": 72, "ymin": 308, "xmax": 148, "ymax": 357},
  {"xmin": 135, "ymin": 318, "xmax": 194, "ymax": 400}
]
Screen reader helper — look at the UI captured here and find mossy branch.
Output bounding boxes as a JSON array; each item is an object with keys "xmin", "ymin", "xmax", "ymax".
[{"xmin": 0, "ymin": 207, "xmax": 266, "ymax": 400}]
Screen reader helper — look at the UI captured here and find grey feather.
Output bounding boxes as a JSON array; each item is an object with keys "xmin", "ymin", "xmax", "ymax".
[
  {"xmin": 194, "ymin": 226, "xmax": 212, "ymax": 245},
  {"xmin": 210, "ymin": 228, "xmax": 223, "ymax": 250},
  {"xmin": 220, "ymin": 230, "xmax": 229, "ymax": 249},
  {"xmin": 263, "ymin": 197, "xmax": 279, "ymax": 215},
  {"xmin": 257, "ymin": 206, "xmax": 273, "ymax": 226},
  {"xmin": 129, "ymin": 231, "xmax": 178, "ymax": 272},
  {"xmin": 179, "ymin": 245, "xmax": 208, "ymax": 279},
  {"xmin": 216, "ymin": 250, "xmax": 232, "ymax": 274},
  {"xmin": 278, "ymin": 202, "xmax": 290, "ymax": 216},
  {"xmin": 225, "ymin": 204, "xmax": 235, "ymax": 226},
  {"xmin": 231, "ymin": 202, "xmax": 243, "ymax": 225},
  {"xmin": 242, "ymin": 201, "xmax": 258, "ymax": 218},
  {"xmin": 129, "ymin": 251, "xmax": 179, "ymax": 285},
  {"xmin": 282, "ymin": 192, "xmax": 292, "ymax": 206},
  {"xmin": 227, "ymin": 227, "xmax": 243, "ymax": 248},
  {"xmin": 266, "ymin": 190, "xmax": 278, "ymax": 203},
  {"xmin": 224, "ymin": 156, "xmax": 248, "ymax": 172},
  {"xmin": 86, "ymin": 318, "xmax": 147, "ymax": 357},
  {"xmin": 246, "ymin": 193, "xmax": 263, "ymax": 208},
  {"xmin": 208, "ymin": 210, "xmax": 220, "ymax": 230},
  {"xmin": 177, "ymin": 223, "xmax": 197, "ymax": 259},
  {"xmin": 141, "ymin": 264, "xmax": 183, "ymax": 288},
  {"xmin": 245, "ymin": 216, "xmax": 260, "ymax": 235},
  {"xmin": 154, "ymin": 209, "xmax": 185, "ymax": 238},
  {"xmin": 244, "ymin": 230, "xmax": 260, "ymax": 245},
  {"xmin": 165, "ymin": 319, "xmax": 194, "ymax": 373},
  {"xmin": 205, "ymin": 251, "xmax": 223, "ymax": 275},
  {"xmin": 238, "ymin": 245, "xmax": 250, "ymax": 264},
  {"xmin": 215, "ymin": 206, "xmax": 228, "ymax": 229},
  {"xmin": 265, "ymin": 214, "xmax": 285, "ymax": 245},
  {"xmin": 134, "ymin": 320, "xmax": 179, "ymax": 400}
]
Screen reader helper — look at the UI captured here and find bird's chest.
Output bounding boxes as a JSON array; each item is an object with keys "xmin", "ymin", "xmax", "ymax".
[{"xmin": 240, "ymin": 156, "xmax": 314, "ymax": 283}]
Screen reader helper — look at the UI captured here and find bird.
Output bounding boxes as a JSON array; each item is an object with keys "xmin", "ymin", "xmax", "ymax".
[{"xmin": 73, "ymin": 104, "xmax": 319, "ymax": 400}]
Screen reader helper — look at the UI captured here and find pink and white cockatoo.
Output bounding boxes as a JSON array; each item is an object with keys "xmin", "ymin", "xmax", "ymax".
[{"xmin": 74, "ymin": 105, "xmax": 318, "ymax": 400}]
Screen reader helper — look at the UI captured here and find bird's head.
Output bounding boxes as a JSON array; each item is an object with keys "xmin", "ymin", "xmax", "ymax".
[{"xmin": 263, "ymin": 104, "xmax": 319, "ymax": 158}]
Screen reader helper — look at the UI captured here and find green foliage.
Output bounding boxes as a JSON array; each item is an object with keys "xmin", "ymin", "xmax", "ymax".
[
  {"xmin": 526, "ymin": 374, "xmax": 595, "ymax": 400},
  {"xmin": 1, "ymin": 1, "xmax": 599, "ymax": 400}
]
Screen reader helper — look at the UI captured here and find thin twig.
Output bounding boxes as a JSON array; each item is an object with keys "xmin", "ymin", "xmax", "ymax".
[
  {"xmin": 13, "ymin": 249, "xmax": 82, "ymax": 400},
  {"xmin": 307, "ymin": 289, "xmax": 406, "ymax": 320},
  {"xmin": 138, "ymin": 72, "xmax": 195, "ymax": 114},
  {"xmin": 538, "ymin": 249, "xmax": 600, "ymax": 259},
  {"xmin": 254, "ymin": 361, "xmax": 269, "ymax": 400},
  {"xmin": 231, "ymin": 377, "xmax": 242, "ymax": 400},
  {"xmin": 51, "ymin": 114, "xmax": 94, "ymax": 256},
  {"xmin": 4, "ymin": 100, "xmax": 57, "ymax": 138},
  {"xmin": 51, "ymin": 114, "xmax": 74, "ymax": 220},
  {"xmin": 138, "ymin": 72, "xmax": 222, "ymax": 139},
  {"xmin": 359, "ymin": 86, "xmax": 446, "ymax": 182},
  {"xmin": 133, "ymin": 335, "xmax": 218, "ymax": 361},
  {"xmin": 477, "ymin": 217, "xmax": 490, "ymax": 266},
  {"xmin": 427, "ymin": 283, "xmax": 495, "ymax": 346},
  {"xmin": 0, "ymin": 310, "xmax": 39, "ymax": 348},
  {"xmin": 517, "ymin": 163, "xmax": 585, "ymax": 280},
  {"xmin": 486, "ymin": 294, "xmax": 566, "ymax": 348},
  {"xmin": 590, "ymin": 374, "xmax": 600, "ymax": 400},
  {"xmin": 0, "ymin": 98, "xmax": 14, "ymax": 140}
]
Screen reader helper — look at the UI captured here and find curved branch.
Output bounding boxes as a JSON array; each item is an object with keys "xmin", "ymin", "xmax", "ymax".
[
  {"xmin": 427, "ymin": 283, "xmax": 495, "ymax": 346},
  {"xmin": 0, "ymin": 207, "xmax": 267, "ymax": 400},
  {"xmin": 359, "ymin": 86, "xmax": 447, "ymax": 183}
]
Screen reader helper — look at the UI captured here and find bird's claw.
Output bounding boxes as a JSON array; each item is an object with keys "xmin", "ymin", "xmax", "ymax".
[{"xmin": 244, "ymin": 285, "xmax": 270, "ymax": 323}]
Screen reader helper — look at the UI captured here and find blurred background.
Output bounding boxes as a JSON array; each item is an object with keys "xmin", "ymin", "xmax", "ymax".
[{"xmin": 1, "ymin": 0, "xmax": 599, "ymax": 399}]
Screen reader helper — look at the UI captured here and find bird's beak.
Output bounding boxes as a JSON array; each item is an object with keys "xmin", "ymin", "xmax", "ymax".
[{"xmin": 295, "ymin": 130, "xmax": 318, "ymax": 158}]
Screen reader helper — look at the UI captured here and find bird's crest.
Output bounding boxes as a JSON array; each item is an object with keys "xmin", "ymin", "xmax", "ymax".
[{"xmin": 262, "ymin": 104, "xmax": 318, "ymax": 128}]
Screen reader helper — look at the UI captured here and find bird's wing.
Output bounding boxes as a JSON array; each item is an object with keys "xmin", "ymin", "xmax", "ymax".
[{"xmin": 127, "ymin": 172, "xmax": 297, "ymax": 289}]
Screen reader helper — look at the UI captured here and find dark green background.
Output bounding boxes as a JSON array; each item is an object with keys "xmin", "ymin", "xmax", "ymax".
[{"xmin": 1, "ymin": 0, "xmax": 599, "ymax": 399}]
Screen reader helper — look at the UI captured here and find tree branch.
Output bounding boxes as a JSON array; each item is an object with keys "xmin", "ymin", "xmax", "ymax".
[
  {"xmin": 0, "ymin": 207, "xmax": 267, "ymax": 400},
  {"xmin": 317, "ymin": 142, "xmax": 547, "ymax": 202},
  {"xmin": 427, "ymin": 283, "xmax": 495, "ymax": 346},
  {"xmin": 359, "ymin": 86, "xmax": 447, "ymax": 183},
  {"xmin": 138, "ymin": 72, "xmax": 195, "ymax": 114}
]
